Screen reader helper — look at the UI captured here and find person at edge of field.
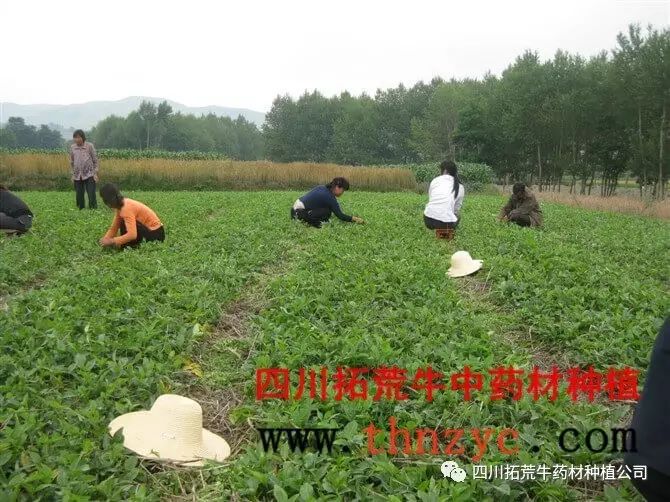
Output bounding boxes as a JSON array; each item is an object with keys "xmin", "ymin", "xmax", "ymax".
[
  {"xmin": 423, "ymin": 159, "xmax": 465, "ymax": 238},
  {"xmin": 625, "ymin": 317, "xmax": 670, "ymax": 502},
  {"xmin": 291, "ymin": 177, "xmax": 365, "ymax": 228},
  {"xmin": 0, "ymin": 184, "xmax": 33, "ymax": 235},
  {"xmin": 98, "ymin": 183, "xmax": 165, "ymax": 249},
  {"xmin": 498, "ymin": 182, "xmax": 543, "ymax": 227},
  {"xmin": 70, "ymin": 129, "xmax": 99, "ymax": 209}
]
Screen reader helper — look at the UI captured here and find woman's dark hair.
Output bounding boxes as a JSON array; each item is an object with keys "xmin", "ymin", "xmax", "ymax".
[
  {"xmin": 100, "ymin": 183, "xmax": 124, "ymax": 208},
  {"xmin": 73, "ymin": 129, "xmax": 86, "ymax": 142},
  {"xmin": 512, "ymin": 182, "xmax": 526, "ymax": 195},
  {"xmin": 439, "ymin": 159, "xmax": 461, "ymax": 198},
  {"xmin": 327, "ymin": 177, "xmax": 350, "ymax": 191}
]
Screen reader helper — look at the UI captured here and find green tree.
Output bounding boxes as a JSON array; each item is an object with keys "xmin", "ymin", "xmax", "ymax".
[
  {"xmin": 154, "ymin": 101, "xmax": 173, "ymax": 149},
  {"xmin": 613, "ymin": 25, "xmax": 670, "ymax": 198},
  {"xmin": 374, "ymin": 84, "xmax": 416, "ymax": 163},
  {"xmin": 410, "ymin": 81, "xmax": 470, "ymax": 161},
  {"xmin": 235, "ymin": 116, "xmax": 264, "ymax": 160},
  {"xmin": 263, "ymin": 95, "xmax": 299, "ymax": 162},
  {"xmin": 138, "ymin": 100, "xmax": 157, "ymax": 150},
  {"xmin": 500, "ymin": 51, "xmax": 552, "ymax": 189},
  {"xmin": 1, "ymin": 117, "xmax": 62, "ymax": 149},
  {"xmin": 0, "ymin": 127, "xmax": 17, "ymax": 148},
  {"xmin": 5, "ymin": 117, "xmax": 37, "ymax": 147},
  {"xmin": 36, "ymin": 124, "xmax": 63, "ymax": 149},
  {"xmin": 329, "ymin": 95, "xmax": 379, "ymax": 165}
]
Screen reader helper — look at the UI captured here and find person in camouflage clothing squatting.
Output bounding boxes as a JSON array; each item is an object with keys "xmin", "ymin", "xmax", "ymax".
[{"xmin": 499, "ymin": 182, "xmax": 543, "ymax": 228}]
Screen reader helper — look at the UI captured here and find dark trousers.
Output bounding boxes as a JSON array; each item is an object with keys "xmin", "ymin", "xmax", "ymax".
[
  {"xmin": 631, "ymin": 466, "xmax": 670, "ymax": 502},
  {"xmin": 0, "ymin": 213, "xmax": 32, "ymax": 233},
  {"xmin": 423, "ymin": 215, "xmax": 459, "ymax": 230},
  {"xmin": 119, "ymin": 220, "xmax": 165, "ymax": 248},
  {"xmin": 74, "ymin": 177, "xmax": 97, "ymax": 209},
  {"xmin": 291, "ymin": 207, "xmax": 331, "ymax": 228},
  {"xmin": 509, "ymin": 214, "xmax": 531, "ymax": 227}
]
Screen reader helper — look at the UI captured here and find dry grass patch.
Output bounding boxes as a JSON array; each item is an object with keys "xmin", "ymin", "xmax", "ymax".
[
  {"xmin": 535, "ymin": 191, "xmax": 670, "ymax": 219},
  {"xmin": 0, "ymin": 153, "xmax": 417, "ymax": 191}
]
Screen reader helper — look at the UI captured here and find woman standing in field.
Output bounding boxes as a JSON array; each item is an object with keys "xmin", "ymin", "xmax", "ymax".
[
  {"xmin": 98, "ymin": 184, "xmax": 165, "ymax": 249},
  {"xmin": 423, "ymin": 160, "xmax": 464, "ymax": 238},
  {"xmin": 70, "ymin": 129, "xmax": 99, "ymax": 209}
]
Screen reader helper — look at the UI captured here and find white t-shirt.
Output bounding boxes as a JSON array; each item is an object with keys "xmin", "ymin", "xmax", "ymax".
[{"xmin": 423, "ymin": 174, "xmax": 465, "ymax": 223}]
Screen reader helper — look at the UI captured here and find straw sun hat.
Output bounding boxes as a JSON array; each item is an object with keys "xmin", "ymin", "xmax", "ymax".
[
  {"xmin": 447, "ymin": 250, "xmax": 483, "ymax": 278},
  {"xmin": 108, "ymin": 394, "xmax": 231, "ymax": 466}
]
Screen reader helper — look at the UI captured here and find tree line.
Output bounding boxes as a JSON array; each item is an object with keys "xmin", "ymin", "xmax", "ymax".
[
  {"xmin": 90, "ymin": 101, "xmax": 264, "ymax": 161},
  {"xmin": 0, "ymin": 103, "xmax": 265, "ymax": 162},
  {"xmin": 264, "ymin": 24, "xmax": 668, "ymax": 197},
  {"xmin": 1, "ymin": 24, "xmax": 667, "ymax": 197},
  {"xmin": 0, "ymin": 117, "xmax": 63, "ymax": 149}
]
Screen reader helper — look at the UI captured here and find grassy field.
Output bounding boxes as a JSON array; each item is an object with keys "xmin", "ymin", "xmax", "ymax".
[{"xmin": 1, "ymin": 192, "xmax": 668, "ymax": 501}]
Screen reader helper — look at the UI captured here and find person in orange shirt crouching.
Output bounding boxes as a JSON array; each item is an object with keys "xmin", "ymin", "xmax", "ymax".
[{"xmin": 98, "ymin": 184, "xmax": 165, "ymax": 249}]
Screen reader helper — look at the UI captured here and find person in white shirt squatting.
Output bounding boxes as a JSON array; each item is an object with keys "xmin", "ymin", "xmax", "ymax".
[{"xmin": 423, "ymin": 160, "xmax": 464, "ymax": 238}]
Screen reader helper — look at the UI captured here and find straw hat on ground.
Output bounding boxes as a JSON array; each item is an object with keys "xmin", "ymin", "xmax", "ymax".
[
  {"xmin": 108, "ymin": 394, "xmax": 231, "ymax": 466},
  {"xmin": 447, "ymin": 250, "xmax": 483, "ymax": 278}
]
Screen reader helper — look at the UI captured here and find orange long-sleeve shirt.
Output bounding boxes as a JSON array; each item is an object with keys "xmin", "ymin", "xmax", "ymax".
[{"xmin": 104, "ymin": 198, "xmax": 162, "ymax": 246}]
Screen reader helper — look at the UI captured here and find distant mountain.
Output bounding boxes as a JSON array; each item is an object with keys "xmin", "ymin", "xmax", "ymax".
[{"xmin": 0, "ymin": 97, "xmax": 266, "ymax": 136}]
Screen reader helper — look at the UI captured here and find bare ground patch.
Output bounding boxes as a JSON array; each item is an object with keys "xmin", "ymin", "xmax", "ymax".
[
  {"xmin": 535, "ymin": 191, "xmax": 670, "ymax": 220},
  {"xmin": 164, "ymin": 249, "xmax": 304, "ymax": 493},
  {"xmin": 459, "ymin": 274, "xmax": 493, "ymax": 296},
  {"xmin": 141, "ymin": 259, "xmax": 296, "ymax": 500},
  {"xmin": 455, "ymin": 268, "xmax": 640, "ymax": 501},
  {"xmin": 181, "ymin": 269, "xmax": 280, "ymax": 453},
  {"xmin": 456, "ymin": 274, "xmax": 570, "ymax": 369},
  {"xmin": 0, "ymin": 273, "xmax": 49, "ymax": 313}
]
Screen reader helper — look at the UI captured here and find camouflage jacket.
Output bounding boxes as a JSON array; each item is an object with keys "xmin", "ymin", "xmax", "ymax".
[{"xmin": 499, "ymin": 191, "xmax": 543, "ymax": 227}]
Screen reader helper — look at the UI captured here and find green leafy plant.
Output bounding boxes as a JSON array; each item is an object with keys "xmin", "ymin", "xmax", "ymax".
[{"xmin": 0, "ymin": 191, "xmax": 665, "ymax": 500}]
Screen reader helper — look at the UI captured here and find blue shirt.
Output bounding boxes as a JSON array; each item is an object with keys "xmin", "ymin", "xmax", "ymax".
[{"xmin": 299, "ymin": 185, "xmax": 352, "ymax": 222}]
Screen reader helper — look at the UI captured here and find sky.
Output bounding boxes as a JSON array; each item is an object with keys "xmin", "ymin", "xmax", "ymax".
[{"xmin": 1, "ymin": 0, "xmax": 667, "ymax": 112}]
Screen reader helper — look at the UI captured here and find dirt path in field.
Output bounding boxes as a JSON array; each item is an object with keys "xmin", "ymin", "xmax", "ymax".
[
  {"xmin": 177, "ymin": 244, "xmax": 305, "ymax": 455},
  {"xmin": 456, "ymin": 274, "xmax": 572, "ymax": 369},
  {"xmin": 454, "ymin": 273, "xmax": 636, "ymax": 501},
  {"xmin": 456, "ymin": 273, "xmax": 638, "ymax": 408},
  {"xmin": 182, "ymin": 263, "xmax": 285, "ymax": 455},
  {"xmin": 141, "ymin": 242, "xmax": 307, "ymax": 499}
]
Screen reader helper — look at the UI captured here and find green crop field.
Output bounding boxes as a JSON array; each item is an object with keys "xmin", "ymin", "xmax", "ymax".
[{"xmin": 1, "ymin": 191, "xmax": 668, "ymax": 501}]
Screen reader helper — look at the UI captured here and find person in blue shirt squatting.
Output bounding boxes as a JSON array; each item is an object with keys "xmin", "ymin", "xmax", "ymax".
[{"xmin": 291, "ymin": 177, "xmax": 365, "ymax": 228}]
